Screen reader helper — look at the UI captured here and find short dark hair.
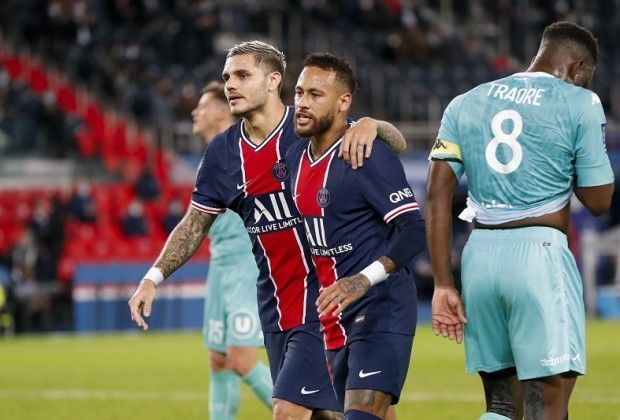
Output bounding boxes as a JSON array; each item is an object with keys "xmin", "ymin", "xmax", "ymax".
[
  {"xmin": 302, "ymin": 53, "xmax": 357, "ymax": 94},
  {"xmin": 201, "ymin": 81, "xmax": 227, "ymax": 103},
  {"xmin": 227, "ymin": 40, "xmax": 286, "ymax": 91},
  {"xmin": 542, "ymin": 21, "xmax": 598, "ymax": 65}
]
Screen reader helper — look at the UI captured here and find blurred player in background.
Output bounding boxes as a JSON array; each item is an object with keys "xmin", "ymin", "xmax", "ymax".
[
  {"xmin": 289, "ymin": 53, "xmax": 425, "ymax": 420},
  {"xmin": 426, "ymin": 22, "xmax": 614, "ymax": 420},
  {"xmin": 129, "ymin": 40, "xmax": 407, "ymax": 419},
  {"xmin": 192, "ymin": 81, "xmax": 271, "ymax": 419}
]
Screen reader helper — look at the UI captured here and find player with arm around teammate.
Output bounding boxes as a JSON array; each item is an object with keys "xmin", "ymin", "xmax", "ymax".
[
  {"xmin": 129, "ymin": 40, "xmax": 408, "ymax": 420},
  {"xmin": 426, "ymin": 22, "xmax": 614, "ymax": 420},
  {"xmin": 288, "ymin": 53, "xmax": 426, "ymax": 420},
  {"xmin": 192, "ymin": 81, "xmax": 272, "ymax": 419}
]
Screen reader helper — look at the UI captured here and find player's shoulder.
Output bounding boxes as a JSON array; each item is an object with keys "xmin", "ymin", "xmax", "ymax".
[
  {"xmin": 208, "ymin": 120, "xmax": 243, "ymax": 151},
  {"xmin": 365, "ymin": 137, "xmax": 400, "ymax": 166},
  {"xmin": 284, "ymin": 136, "xmax": 308, "ymax": 163},
  {"xmin": 562, "ymin": 84, "xmax": 603, "ymax": 109}
]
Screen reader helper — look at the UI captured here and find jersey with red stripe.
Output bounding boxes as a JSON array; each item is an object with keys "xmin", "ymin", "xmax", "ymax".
[
  {"xmin": 287, "ymin": 138, "xmax": 420, "ymax": 350},
  {"xmin": 191, "ymin": 106, "xmax": 318, "ymax": 332}
]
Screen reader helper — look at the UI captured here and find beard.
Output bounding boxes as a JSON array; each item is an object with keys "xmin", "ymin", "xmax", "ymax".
[{"xmin": 294, "ymin": 110, "xmax": 335, "ymax": 138}]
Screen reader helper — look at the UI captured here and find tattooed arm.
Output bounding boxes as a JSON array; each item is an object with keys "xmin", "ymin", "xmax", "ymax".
[
  {"xmin": 153, "ymin": 208, "xmax": 216, "ymax": 278},
  {"xmin": 375, "ymin": 119, "xmax": 407, "ymax": 154},
  {"xmin": 129, "ymin": 208, "xmax": 217, "ymax": 330},
  {"xmin": 339, "ymin": 117, "xmax": 407, "ymax": 169},
  {"xmin": 317, "ymin": 256, "xmax": 395, "ymax": 317}
]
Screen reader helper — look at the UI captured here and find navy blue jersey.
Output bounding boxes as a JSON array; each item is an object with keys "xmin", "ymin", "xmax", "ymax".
[
  {"xmin": 192, "ymin": 107, "xmax": 319, "ymax": 332},
  {"xmin": 286, "ymin": 138, "xmax": 421, "ymax": 350}
]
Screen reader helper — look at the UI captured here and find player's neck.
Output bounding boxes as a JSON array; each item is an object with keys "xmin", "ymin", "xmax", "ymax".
[
  {"xmin": 243, "ymin": 101, "xmax": 286, "ymax": 146},
  {"xmin": 527, "ymin": 56, "xmax": 566, "ymax": 80},
  {"xmin": 310, "ymin": 119, "xmax": 348, "ymax": 159}
]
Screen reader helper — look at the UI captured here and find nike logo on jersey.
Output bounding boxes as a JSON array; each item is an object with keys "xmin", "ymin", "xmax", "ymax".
[
  {"xmin": 358, "ymin": 369, "xmax": 381, "ymax": 378},
  {"xmin": 300, "ymin": 387, "xmax": 320, "ymax": 395},
  {"xmin": 236, "ymin": 180, "xmax": 252, "ymax": 190}
]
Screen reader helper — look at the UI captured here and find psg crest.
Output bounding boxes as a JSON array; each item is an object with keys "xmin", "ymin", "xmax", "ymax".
[
  {"xmin": 317, "ymin": 187, "xmax": 330, "ymax": 208},
  {"xmin": 272, "ymin": 161, "xmax": 288, "ymax": 181}
]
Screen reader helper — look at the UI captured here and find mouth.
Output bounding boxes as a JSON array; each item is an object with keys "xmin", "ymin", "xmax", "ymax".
[
  {"xmin": 295, "ymin": 112, "xmax": 312, "ymax": 126},
  {"xmin": 228, "ymin": 94, "xmax": 244, "ymax": 103}
]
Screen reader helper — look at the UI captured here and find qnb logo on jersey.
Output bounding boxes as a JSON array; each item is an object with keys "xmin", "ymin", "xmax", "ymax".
[
  {"xmin": 247, "ymin": 192, "xmax": 302, "ymax": 234},
  {"xmin": 304, "ymin": 217, "xmax": 353, "ymax": 257},
  {"xmin": 389, "ymin": 188, "xmax": 414, "ymax": 204}
]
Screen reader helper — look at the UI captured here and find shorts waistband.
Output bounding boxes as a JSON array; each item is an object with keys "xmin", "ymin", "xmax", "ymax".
[{"xmin": 470, "ymin": 225, "xmax": 568, "ymax": 246}]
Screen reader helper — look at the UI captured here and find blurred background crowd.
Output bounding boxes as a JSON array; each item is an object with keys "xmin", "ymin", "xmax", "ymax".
[{"xmin": 0, "ymin": 0, "xmax": 618, "ymax": 334}]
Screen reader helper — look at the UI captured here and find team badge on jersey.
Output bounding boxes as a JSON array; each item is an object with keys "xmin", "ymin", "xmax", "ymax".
[
  {"xmin": 272, "ymin": 161, "xmax": 289, "ymax": 181},
  {"xmin": 317, "ymin": 187, "xmax": 330, "ymax": 208}
]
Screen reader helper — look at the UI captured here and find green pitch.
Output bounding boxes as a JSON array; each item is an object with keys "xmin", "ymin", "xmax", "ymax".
[{"xmin": 1, "ymin": 321, "xmax": 619, "ymax": 419}]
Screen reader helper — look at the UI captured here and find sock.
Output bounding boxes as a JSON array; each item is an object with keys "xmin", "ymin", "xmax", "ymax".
[
  {"xmin": 479, "ymin": 413, "xmax": 512, "ymax": 420},
  {"xmin": 209, "ymin": 371, "xmax": 240, "ymax": 420},
  {"xmin": 345, "ymin": 410, "xmax": 381, "ymax": 420},
  {"xmin": 241, "ymin": 362, "xmax": 273, "ymax": 408}
]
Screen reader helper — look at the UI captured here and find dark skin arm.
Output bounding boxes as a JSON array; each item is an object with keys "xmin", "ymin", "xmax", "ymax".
[
  {"xmin": 425, "ymin": 160, "xmax": 467, "ymax": 343},
  {"xmin": 575, "ymin": 184, "xmax": 614, "ymax": 216},
  {"xmin": 128, "ymin": 208, "xmax": 217, "ymax": 330}
]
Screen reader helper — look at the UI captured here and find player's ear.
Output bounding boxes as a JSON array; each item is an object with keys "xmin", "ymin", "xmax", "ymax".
[
  {"xmin": 566, "ymin": 60, "xmax": 584, "ymax": 85},
  {"xmin": 338, "ymin": 92, "xmax": 352, "ymax": 112},
  {"xmin": 267, "ymin": 71, "xmax": 282, "ymax": 93}
]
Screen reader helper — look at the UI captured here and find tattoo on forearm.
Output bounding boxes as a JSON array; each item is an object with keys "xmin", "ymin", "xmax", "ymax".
[
  {"xmin": 154, "ymin": 209, "xmax": 216, "ymax": 278},
  {"xmin": 376, "ymin": 120, "xmax": 406, "ymax": 154}
]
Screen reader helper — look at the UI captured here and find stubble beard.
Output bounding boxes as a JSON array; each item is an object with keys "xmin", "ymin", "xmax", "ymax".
[{"xmin": 296, "ymin": 111, "xmax": 335, "ymax": 138}]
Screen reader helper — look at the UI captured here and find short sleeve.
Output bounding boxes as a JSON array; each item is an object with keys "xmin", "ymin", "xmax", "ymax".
[
  {"xmin": 574, "ymin": 92, "xmax": 614, "ymax": 187},
  {"xmin": 429, "ymin": 94, "xmax": 465, "ymax": 179},
  {"xmin": 358, "ymin": 142, "xmax": 421, "ymax": 224},
  {"xmin": 190, "ymin": 139, "xmax": 227, "ymax": 215}
]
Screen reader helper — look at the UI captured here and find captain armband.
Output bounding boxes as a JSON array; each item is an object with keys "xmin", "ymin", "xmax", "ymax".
[{"xmin": 428, "ymin": 139, "xmax": 462, "ymax": 163}]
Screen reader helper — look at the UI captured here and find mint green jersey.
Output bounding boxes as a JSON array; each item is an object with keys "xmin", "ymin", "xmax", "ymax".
[
  {"xmin": 209, "ymin": 210, "xmax": 254, "ymax": 262},
  {"xmin": 431, "ymin": 72, "xmax": 613, "ymax": 224}
]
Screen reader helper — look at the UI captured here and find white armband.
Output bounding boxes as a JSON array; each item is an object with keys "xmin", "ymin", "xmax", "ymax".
[
  {"xmin": 360, "ymin": 261, "xmax": 389, "ymax": 286},
  {"xmin": 144, "ymin": 267, "xmax": 165, "ymax": 287}
]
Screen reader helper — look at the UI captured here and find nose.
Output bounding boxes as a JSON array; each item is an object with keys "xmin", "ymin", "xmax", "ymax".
[{"xmin": 296, "ymin": 92, "xmax": 309, "ymax": 109}]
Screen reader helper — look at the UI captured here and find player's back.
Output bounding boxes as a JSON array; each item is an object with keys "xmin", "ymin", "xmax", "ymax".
[{"xmin": 438, "ymin": 72, "xmax": 608, "ymax": 223}]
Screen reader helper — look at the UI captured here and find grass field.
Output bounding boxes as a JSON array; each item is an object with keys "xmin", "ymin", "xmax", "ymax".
[{"xmin": 1, "ymin": 321, "xmax": 619, "ymax": 420}]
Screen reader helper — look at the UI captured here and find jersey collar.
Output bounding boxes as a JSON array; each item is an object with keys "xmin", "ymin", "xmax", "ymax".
[
  {"xmin": 512, "ymin": 71, "xmax": 554, "ymax": 78},
  {"xmin": 240, "ymin": 106, "xmax": 290, "ymax": 151},
  {"xmin": 306, "ymin": 138, "xmax": 343, "ymax": 167}
]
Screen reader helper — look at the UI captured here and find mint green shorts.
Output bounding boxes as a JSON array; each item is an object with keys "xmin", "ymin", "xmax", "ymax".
[
  {"xmin": 203, "ymin": 255, "xmax": 263, "ymax": 353},
  {"xmin": 461, "ymin": 227, "xmax": 586, "ymax": 380}
]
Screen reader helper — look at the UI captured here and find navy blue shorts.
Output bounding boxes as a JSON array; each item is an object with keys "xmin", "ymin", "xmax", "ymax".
[
  {"xmin": 325, "ymin": 332, "xmax": 414, "ymax": 405},
  {"xmin": 264, "ymin": 321, "xmax": 340, "ymax": 411}
]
